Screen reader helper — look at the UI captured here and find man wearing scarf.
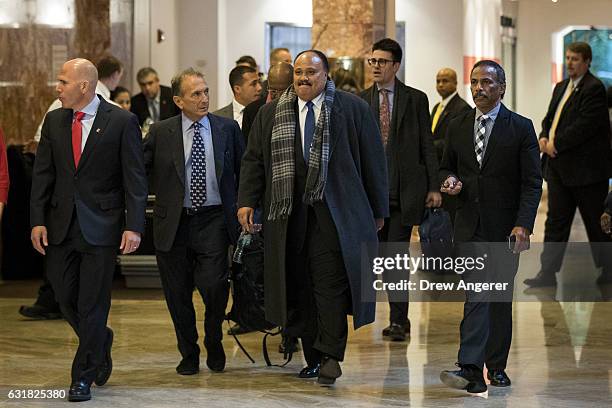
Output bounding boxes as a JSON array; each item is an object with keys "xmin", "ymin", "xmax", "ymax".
[{"xmin": 238, "ymin": 50, "xmax": 388, "ymax": 386}]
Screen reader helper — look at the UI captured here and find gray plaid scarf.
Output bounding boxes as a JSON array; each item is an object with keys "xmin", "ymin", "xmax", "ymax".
[{"xmin": 268, "ymin": 79, "xmax": 335, "ymax": 221}]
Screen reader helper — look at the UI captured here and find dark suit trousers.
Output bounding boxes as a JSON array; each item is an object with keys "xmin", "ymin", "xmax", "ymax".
[
  {"xmin": 46, "ymin": 214, "xmax": 116, "ymax": 384},
  {"xmin": 457, "ymin": 225, "xmax": 518, "ymax": 370},
  {"xmin": 378, "ymin": 204, "xmax": 412, "ymax": 325},
  {"xmin": 286, "ymin": 209, "xmax": 351, "ymax": 365},
  {"xmin": 540, "ymin": 167, "xmax": 611, "ymax": 276},
  {"xmin": 156, "ymin": 206, "xmax": 230, "ymax": 362}
]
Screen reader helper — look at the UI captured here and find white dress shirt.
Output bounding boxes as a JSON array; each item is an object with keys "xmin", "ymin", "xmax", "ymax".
[
  {"xmin": 232, "ymin": 98, "xmax": 246, "ymax": 129},
  {"xmin": 75, "ymin": 95, "xmax": 101, "ymax": 152},
  {"xmin": 297, "ymin": 91, "xmax": 325, "ymax": 152}
]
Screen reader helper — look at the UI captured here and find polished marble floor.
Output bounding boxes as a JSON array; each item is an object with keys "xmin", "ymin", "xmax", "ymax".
[{"xmin": 1, "ymin": 199, "xmax": 611, "ymax": 407}]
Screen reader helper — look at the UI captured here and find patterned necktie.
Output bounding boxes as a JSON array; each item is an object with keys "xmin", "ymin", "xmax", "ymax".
[
  {"xmin": 304, "ymin": 101, "xmax": 315, "ymax": 163},
  {"xmin": 190, "ymin": 121, "xmax": 207, "ymax": 208},
  {"xmin": 72, "ymin": 111, "xmax": 86, "ymax": 167},
  {"xmin": 379, "ymin": 89, "xmax": 390, "ymax": 147},
  {"xmin": 475, "ymin": 115, "xmax": 489, "ymax": 167},
  {"xmin": 549, "ymin": 80, "xmax": 574, "ymax": 143}
]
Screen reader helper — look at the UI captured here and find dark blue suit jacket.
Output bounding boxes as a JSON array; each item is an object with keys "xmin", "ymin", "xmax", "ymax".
[
  {"xmin": 144, "ymin": 113, "xmax": 245, "ymax": 251},
  {"xmin": 31, "ymin": 97, "xmax": 147, "ymax": 246}
]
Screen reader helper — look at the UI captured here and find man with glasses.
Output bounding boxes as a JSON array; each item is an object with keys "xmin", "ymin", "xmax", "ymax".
[
  {"xmin": 238, "ymin": 50, "xmax": 388, "ymax": 385},
  {"xmin": 360, "ymin": 38, "xmax": 441, "ymax": 341}
]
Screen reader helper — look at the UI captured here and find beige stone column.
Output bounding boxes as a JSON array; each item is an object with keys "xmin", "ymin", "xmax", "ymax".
[
  {"xmin": 311, "ymin": 0, "xmax": 394, "ymax": 90},
  {"xmin": 74, "ymin": 0, "xmax": 111, "ymax": 63}
]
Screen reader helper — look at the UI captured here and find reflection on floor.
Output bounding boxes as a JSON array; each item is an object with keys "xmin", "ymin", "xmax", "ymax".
[{"xmin": 1, "ymin": 197, "xmax": 611, "ymax": 407}]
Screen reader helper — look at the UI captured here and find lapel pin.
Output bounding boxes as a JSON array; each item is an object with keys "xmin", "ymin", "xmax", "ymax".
[{"xmin": 96, "ymin": 128, "xmax": 101, "ymax": 133}]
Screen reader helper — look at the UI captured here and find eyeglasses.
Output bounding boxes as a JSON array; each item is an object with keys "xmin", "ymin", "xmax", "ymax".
[{"xmin": 367, "ymin": 58, "xmax": 396, "ymax": 67}]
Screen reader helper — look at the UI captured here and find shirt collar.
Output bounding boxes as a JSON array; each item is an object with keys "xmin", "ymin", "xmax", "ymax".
[
  {"xmin": 298, "ymin": 91, "xmax": 325, "ymax": 112},
  {"xmin": 440, "ymin": 91, "xmax": 458, "ymax": 107},
  {"xmin": 232, "ymin": 98, "xmax": 245, "ymax": 114},
  {"xmin": 181, "ymin": 113, "xmax": 210, "ymax": 134},
  {"xmin": 476, "ymin": 101, "xmax": 501, "ymax": 121},
  {"xmin": 376, "ymin": 79, "xmax": 395, "ymax": 94},
  {"xmin": 96, "ymin": 81, "xmax": 111, "ymax": 100},
  {"xmin": 571, "ymin": 74, "xmax": 585, "ymax": 88},
  {"xmin": 147, "ymin": 91, "xmax": 160, "ymax": 104},
  {"xmin": 79, "ymin": 95, "xmax": 101, "ymax": 117}
]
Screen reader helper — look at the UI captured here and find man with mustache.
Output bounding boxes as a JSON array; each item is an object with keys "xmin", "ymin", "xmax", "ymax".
[
  {"xmin": 439, "ymin": 60, "xmax": 542, "ymax": 393},
  {"xmin": 360, "ymin": 38, "xmax": 441, "ymax": 341},
  {"xmin": 238, "ymin": 50, "xmax": 388, "ymax": 385},
  {"xmin": 524, "ymin": 41, "xmax": 612, "ymax": 287},
  {"xmin": 144, "ymin": 68, "xmax": 244, "ymax": 375}
]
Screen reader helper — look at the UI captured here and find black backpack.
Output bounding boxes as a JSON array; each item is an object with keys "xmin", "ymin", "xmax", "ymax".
[{"xmin": 418, "ymin": 208, "xmax": 454, "ymax": 274}]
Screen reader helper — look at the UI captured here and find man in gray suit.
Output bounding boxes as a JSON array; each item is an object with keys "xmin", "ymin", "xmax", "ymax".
[{"xmin": 214, "ymin": 65, "xmax": 262, "ymax": 129}]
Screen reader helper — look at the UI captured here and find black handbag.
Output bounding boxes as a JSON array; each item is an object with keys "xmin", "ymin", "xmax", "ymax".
[{"xmin": 418, "ymin": 208, "xmax": 453, "ymax": 274}]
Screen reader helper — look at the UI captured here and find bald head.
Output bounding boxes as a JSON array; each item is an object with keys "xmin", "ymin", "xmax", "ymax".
[
  {"xmin": 268, "ymin": 62, "xmax": 293, "ymax": 93},
  {"xmin": 56, "ymin": 58, "xmax": 98, "ymax": 110},
  {"xmin": 436, "ymin": 68, "xmax": 458, "ymax": 99}
]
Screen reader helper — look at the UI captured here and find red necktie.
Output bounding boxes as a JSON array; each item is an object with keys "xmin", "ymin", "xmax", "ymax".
[
  {"xmin": 379, "ymin": 89, "xmax": 390, "ymax": 147},
  {"xmin": 72, "ymin": 111, "xmax": 85, "ymax": 167}
]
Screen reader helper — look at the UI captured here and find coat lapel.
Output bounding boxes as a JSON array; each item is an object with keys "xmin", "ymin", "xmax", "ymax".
[
  {"xmin": 481, "ymin": 104, "xmax": 510, "ymax": 169},
  {"xmin": 76, "ymin": 98, "xmax": 111, "ymax": 173},
  {"xmin": 171, "ymin": 116, "xmax": 185, "ymax": 186},
  {"xmin": 60, "ymin": 109, "xmax": 76, "ymax": 172},
  {"xmin": 461, "ymin": 109, "xmax": 479, "ymax": 170},
  {"xmin": 393, "ymin": 78, "xmax": 408, "ymax": 135},
  {"xmin": 208, "ymin": 114, "xmax": 225, "ymax": 186}
]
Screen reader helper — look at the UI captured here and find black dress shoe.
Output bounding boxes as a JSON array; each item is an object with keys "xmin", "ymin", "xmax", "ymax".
[
  {"xmin": 387, "ymin": 323, "xmax": 407, "ymax": 341},
  {"xmin": 176, "ymin": 358, "xmax": 199, "ymax": 375},
  {"xmin": 487, "ymin": 369, "xmax": 511, "ymax": 387},
  {"xmin": 227, "ymin": 323, "xmax": 253, "ymax": 335},
  {"xmin": 298, "ymin": 364, "xmax": 320, "ymax": 378},
  {"xmin": 95, "ymin": 328, "xmax": 113, "ymax": 386},
  {"xmin": 440, "ymin": 364, "xmax": 487, "ymax": 393},
  {"xmin": 206, "ymin": 342, "xmax": 226, "ymax": 372},
  {"xmin": 382, "ymin": 320, "xmax": 410, "ymax": 337},
  {"xmin": 318, "ymin": 356, "xmax": 342, "ymax": 386},
  {"xmin": 19, "ymin": 305, "xmax": 62, "ymax": 320},
  {"xmin": 68, "ymin": 380, "xmax": 91, "ymax": 402},
  {"xmin": 523, "ymin": 271, "xmax": 557, "ymax": 287}
]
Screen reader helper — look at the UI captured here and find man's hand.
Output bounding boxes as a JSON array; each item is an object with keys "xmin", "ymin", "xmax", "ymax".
[
  {"xmin": 238, "ymin": 207, "xmax": 255, "ymax": 232},
  {"xmin": 510, "ymin": 226, "xmax": 530, "ymax": 254},
  {"xmin": 440, "ymin": 176, "xmax": 462, "ymax": 196},
  {"xmin": 425, "ymin": 191, "xmax": 442, "ymax": 208},
  {"xmin": 375, "ymin": 218, "xmax": 384, "ymax": 231},
  {"xmin": 545, "ymin": 139, "xmax": 557, "ymax": 158},
  {"xmin": 120, "ymin": 231, "xmax": 141, "ymax": 254},
  {"xmin": 538, "ymin": 138, "xmax": 548, "ymax": 153},
  {"xmin": 601, "ymin": 212, "xmax": 612, "ymax": 235},
  {"xmin": 31, "ymin": 225, "xmax": 48, "ymax": 255}
]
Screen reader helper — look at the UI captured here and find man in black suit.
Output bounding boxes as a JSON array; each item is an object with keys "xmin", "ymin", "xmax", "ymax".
[
  {"xmin": 131, "ymin": 67, "xmax": 180, "ymax": 126},
  {"xmin": 524, "ymin": 42, "xmax": 612, "ymax": 287},
  {"xmin": 360, "ymin": 38, "xmax": 441, "ymax": 341},
  {"xmin": 431, "ymin": 68, "xmax": 472, "ymax": 162},
  {"xmin": 30, "ymin": 58, "xmax": 147, "ymax": 402},
  {"xmin": 238, "ymin": 50, "xmax": 388, "ymax": 385},
  {"xmin": 144, "ymin": 68, "xmax": 244, "ymax": 375},
  {"xmin": 431, "ymin": 68, "xmax": 472, "ymax": 225},
  {"xmin": 439, "ymin": 60, "xmax": 542, "ymax": 393}
]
